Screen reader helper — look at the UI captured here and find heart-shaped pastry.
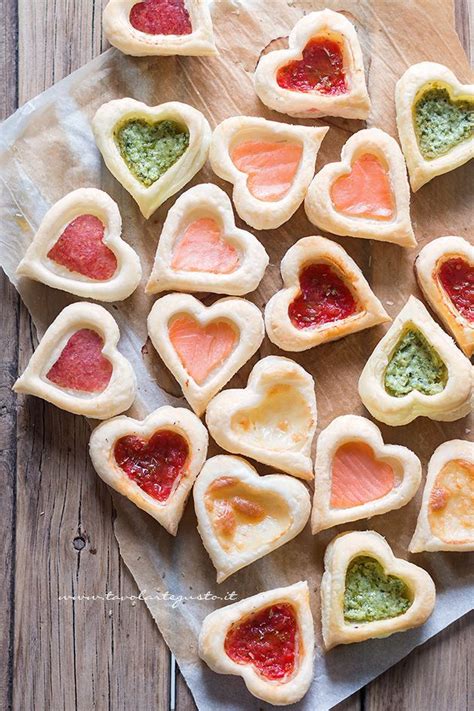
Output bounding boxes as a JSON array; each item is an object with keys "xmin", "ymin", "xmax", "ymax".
[
  {"xmin": 194, "ymin": 455, "xmax": 311, "ymax": 581},
  {"xmin": 146, "ymin": 184, "xmax": 269, "ymax": 296},
  {"xmin": 16, "ymin": 189, "xmax": 142, "ymax": 301},
  {"xmin": 415, "ymin": 236, "xmax": 474, "ymax": 357},
  {"xmin": 13, "ymin": 302, "xmax": 136, "ymax": 419},
  {"xmin": 410, "ymin": 439, "xmax": 474, "ymax": 552},
  {"xmin": 89, "ymin": 406, "xmax": 208, "ymax": 535},
  {"xmin": 265, "ymin": 236, "xmax": 389, "ymax": 351},
  {"xmin": 209, "ymin": 115, "xmax": 328, "ymax": 230},
  {"xmin": 396, "ymin": 62, "xmax": 474, "ymax": 190},
  {"xmin": 254, "ymin": 10, "xmax": 370, "ymax": 119},
  {"xmin": 312, "ymin": 415, "xmax": 421, "ymax": 533},
  {"xmin": 206, "ymin": 356, "xmax": 317, "ymax": 480},
  {"xmin": 305, "ymin": 128, "xmax": 416, "ymax": 247},
  {"xmin": 103, "ymin": 0, "xmax": 217, "ymax": 56},
  {"xmin": 359, "ymin": 296, "xmax": 472, "ymax": 426},
  {"xmin": 92, "ymin": 99, "xmax": 211, "ymax": 219},
  {"xmin": 321, "ymin": 530, "xmax": 436, "ymax": 649},
  {"xmin": 199, "ymin": 581, "xmax": 314, "ymax": 705},
  {"xmin": 147, "ymin": 293, "xmax": 264, "ymax": 416}
]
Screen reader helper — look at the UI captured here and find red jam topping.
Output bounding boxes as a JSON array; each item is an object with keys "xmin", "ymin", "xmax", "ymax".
[
  {"xmin": 288, "ymin": 263, "xmax": 358, "ymax": 329},
  {"xmin": 224, "ymin": 603, "xmax": 298, "ymax": 680},
  {"xmin": 129, "ymin": 0, "xmax": 192, "ymax": 36},
  {"xmin": 438, "ymin": 258, "xmax": 474, "ymax": 323},
  {"xmin": 46, "ymin": 329, "xmax": 112, "ymax": 393},
  {"xmin": 47, "ymin": 215, "xmax": 117, "ymax": 281},
  {"xmin": 277, "ymin": 37, "xmax": 347, "ymax": 95},
  {"xmin": 114, "ymin": 430, "xmax": 189, "ymax": 502}
]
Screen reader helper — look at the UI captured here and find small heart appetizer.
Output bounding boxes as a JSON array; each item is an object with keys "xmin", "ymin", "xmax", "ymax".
[
  {"xmin": 321, "ymin": 531, "xmax": 436, "ymax": 649},
  {"xmin": 415, "ymin": 236, "xmax": 474, "ymax": 357},
  {"xmin": 312, "ymin": 415, "xmax": 422, "ymax": 533},
  {"xmin": 395, "ymin": 62, "xmax": 474, "ymax": 191},
  {"xmin": 89, "ymin": 406, "xmax": 208, "ymax": 535},
  {"xmin": 145, "ymin": 183, "xmax": 269, "ymax": 296},
  {"xmin": 410, "ymin": 439, "xmax": 474, "ymax": 553},
  {"xmin": 209, "ymin": 115, "xmax": 328, "ymax": 230},
  {"xmin": 198, "ymin": 581, "xmax": 314, "ymax": 705},
  {"xmin": 254, "ymin": 9, "xmax": 370, "ymax": 120},
  {"xmin": 193, "ymin": 455, "xmax": 311, "ymax": 582},
  {"xmin": 206, "ymin": 356, "xmax": 317, "ymax": 480},
  {"xmin": 103, "ymin": 0, "xmax": 216, "ymax": 57},
  {"xmin": 265, "ymin": 236, "xmax": 389, "ymax": 351},
  {"xmin": 147, "ymin": 293, "xmax": 264, "ymax": 416},
  {"xmin": 358, "ymin": 296, "xmax": 472, "ymax": 426},
  {"xmin": 16, "ymin": 189, "xmax": 142, "ymax": 301},
  {"xmin": 92, "ymin": 99, "xmax": 211, "ymax": 219},
  {"xmin": 13, "ymin": 302, "xmax": 136, "ymax": 419},
  {"xmin": 304, "ymin": 128, "xmax": 416, "ymax": 248}
]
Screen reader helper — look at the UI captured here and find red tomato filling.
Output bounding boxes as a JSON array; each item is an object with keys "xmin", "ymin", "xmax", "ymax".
[
  {"xmin": 277, "ymin": 37, "xmax": 347, "ymax": 95},
  {"xmin": 438, "ymin": 258, "xmax": 474, "ymax": 323},
  {"xmin": 129, "ymin": 0, "xmax": 192, "ymax": 36},
  {"xmin": 288, "ymin": 263, "xmax": 358, "ymax": 329},
  {"xmin": 46, "ymin": 329, "xmax": 112, "ymax": 393}
]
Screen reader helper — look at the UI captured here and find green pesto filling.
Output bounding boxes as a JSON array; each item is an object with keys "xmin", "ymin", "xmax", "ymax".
[
  {"xmin": 115, "ymin": 119, "xmax": 189, "ymax": 187},
  {"xmin": 344, "ymin": 556, "xmax": 411, "ymax": 623},
  {"xmin": 414, "ymin": 87, "xmax": 474, "ymax": 160},
  {"xmin": 384, "ymin": 328, "xmax": 448, "ymax": 398}
]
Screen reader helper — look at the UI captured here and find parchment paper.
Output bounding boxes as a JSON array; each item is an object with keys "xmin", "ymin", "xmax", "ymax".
[{"xmin": 0, "ymin": 1, "xmax": 472, "ymax": 709}]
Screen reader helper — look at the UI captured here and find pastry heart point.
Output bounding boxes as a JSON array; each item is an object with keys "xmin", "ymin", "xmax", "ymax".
[
  {"xmin": 47, "ymin": 214, "xmax": 118, "ymax": 280},
  {"xmin": 231, "ymin": 140, "xmax": 303, "ymax": 202},
  {"xmin": 46, "ymin": 329, "xmax": 113, "ymax": 393},
  {"xmin": 115, "ymin": 118, "xmax": 190, "ymax": 187},
  {"xmin": 384, "ymin": 328, "xmax": 448, "ymax": 397},
  {"xmin": 114, "ymin": 429, "xmax": 189, "ymax": 502},
  {"xmin": 331, "ymin": 442, "xmax": 395, "ymax": 509},
  {"xmin": 129, "ymin": 0, "xmax": 192, "ymax": 36},
  {"xmin": 168, "ymin": 314, "xmax": 238, "ymax": 385},
  {"xmin": 344, "ymin": 556, "xmax": 412, "ymax": 623},
  {"xmin": 171, "ymin": 217, "xmax": 240, "ymax": 274},
  {"xmin": 288, "ymin": 263, "xmax": 359, "ymax": 329},
  {"xmin": 330, "ymin": 154, "xmax": 395, "ymax": 221},
  {"xmin": 437, "ymin": 257, "xmax": 474, "ymax": 323},
  {"xmin": 277, "ymin": 36, "xmax": 347, "ymax": 95},
  {"xmin": 224, "ymin": 603, "xmax": 298, "ymax": 680},
  {"xmin": 414, "ymin": 86, "xmax": 474, "ymax": 160},
  {"xmin": 428, "ymin": 458, "xmax": 474, "ymax": 545}
]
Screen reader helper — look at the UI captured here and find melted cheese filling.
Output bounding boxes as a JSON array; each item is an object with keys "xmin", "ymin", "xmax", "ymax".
[{"xmin": 428, "ymin": 459, "xmax": 474, "ymax": 544}]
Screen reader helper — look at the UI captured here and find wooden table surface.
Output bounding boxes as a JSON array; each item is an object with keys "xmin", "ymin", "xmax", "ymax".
[{"xmin": 0, "ymin": 1, "xmax": 472, "ymax": 709}]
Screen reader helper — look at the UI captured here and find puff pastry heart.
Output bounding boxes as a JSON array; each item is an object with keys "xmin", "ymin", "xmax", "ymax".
[
  {"xmin": 92, "ymin": 99, "xmax": 211, "ymax": 219},
  {"xmin": 194, "ymin": 455, "xmax": 311, "ymax": 581},
  {"xmin": 410, "ymin": 439, "xmax": 474, "ymax": 553},
  {"xmin": 14, "ymin": 302, "xmax": 136, "ymax": 419},
  {"xmin": 89, "ymin": 405, "xmax": 208, "ymax": 535},
  {"xmin": 103, "ymin": 0, "xmax": 217, "ymax": 57},
  {"xmin": 312, "ymin": 415, "xmax": 421, "ymax": 533},
  {"xmin": 254, "ymin": 10, "xmax": 370, "ymax": 120},
  {"xmin": 199, "ymin": 581, "xmax": 314, "ymax": 705},
  {"xmin": 209, "ymin": 115, "xmax": 328, "ymax": 230},
  {"xmin": 305, "ymin": 128, "xmax": 416, "ymax": 247},
  {"xmin": 321, "ymin": 530, "xmax": 436, "ymax": 649},
  {"xmin": 359, "ymin": 296, "xmax": 472, "ymax": 426},
  {"xmin": 147, "ymin": 293, "xmax": 264, "ymax": 416},
  {"xmin": 16, "ymin": 189, "xmax": 142, "ymax": 301},
  {"xmin": 395, "ymin": 62, "xmax": 474, "ymax": 191},
  {"xmin": 415, "ymin": 236, "xmax": 474, "ymax": 357},
  {"xmin": 265, "ymin": 235, "xmax": 389, "ymax": 351},
  {"xmin": 206, "ymin": 356, "xmax": 317, "ymax": 480},
  {"xmin": 145, "ymin": 183, "xmax": 269, "ymax": 296}
]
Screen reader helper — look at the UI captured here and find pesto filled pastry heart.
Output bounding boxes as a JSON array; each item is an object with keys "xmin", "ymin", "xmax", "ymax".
[
  {"xmin": 206, "ymin": 356, "xmax": 317, "ymax": 480},
  {"xmin": 265, "ymin": 235, "xmax": 389, "ymax": 352},
  {"xmin": 13, "ymin": 302, "xmax": 136, "ymax": 419},
  {"xmin": 16, "ymin": 188, "xmax": 142, "ymax": 301},
  {"xmin": 395, "ymin": 62, "xmax": 474, "ymax": 191},
  {"xmin": 359, "ymin": 296, "xmax": 472, "ymax": 426},
  {"xmin": 146, "ymin": 183, "xmax": 269, "ymax": 296},
  {"xmin": 89, "ymin": 406, "xmax": 208, "ymax": 535},
  {"xmin": 209, "ymin": 115, "xmax": 328, "ymax": 230},
  {"xmin": 321, "ymin": 530, "xmax": 436, "ymax": 649},
  {"xmin": 415, "ymin": 236, "xmax": 474, "ymax": 357},
  {"xmin": 199, "ymin": 581, "xmax": 314, "ymax": 705},
  {"xmin": 92, "ymin": 99, "xmax": 211, "ymax": 219},
  {"xmin": 254, "ymin": 9, "xmax": 370, "ymax": 120}
]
